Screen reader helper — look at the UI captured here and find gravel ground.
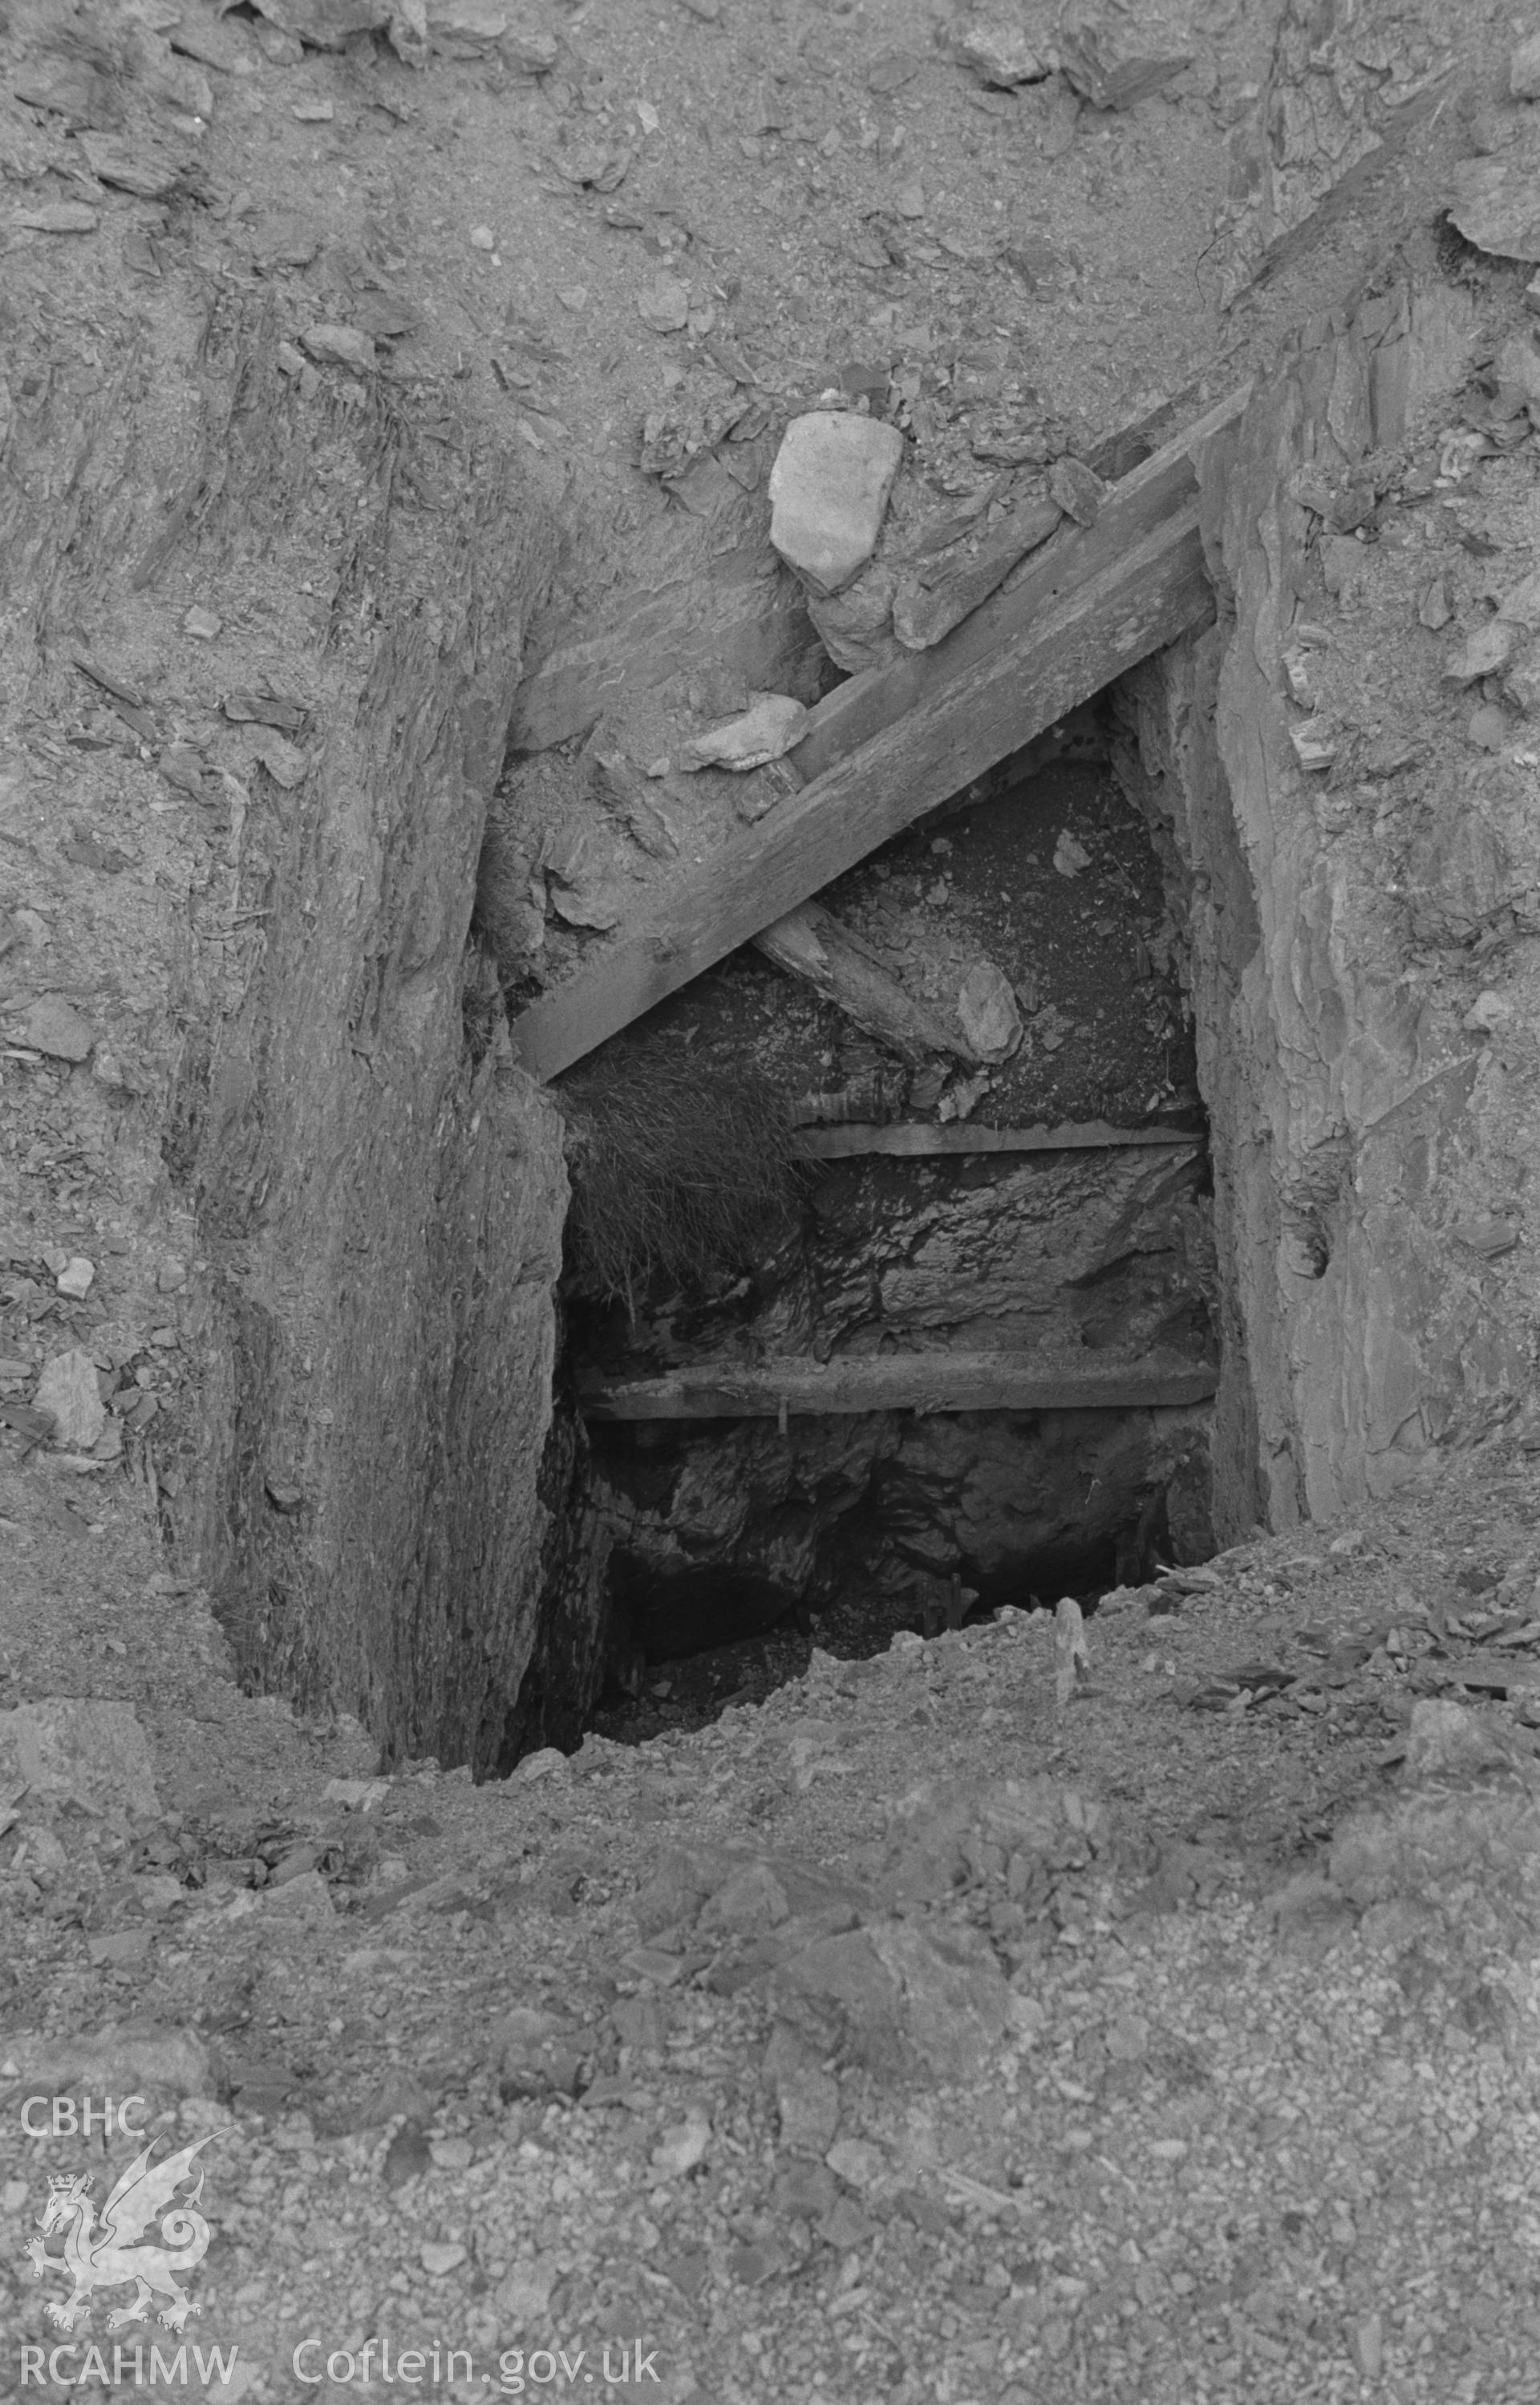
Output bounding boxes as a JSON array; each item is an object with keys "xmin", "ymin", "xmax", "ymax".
[{"xmin": 6, "ymin": 1430, "xmax": 1540, "ymax": 2404}]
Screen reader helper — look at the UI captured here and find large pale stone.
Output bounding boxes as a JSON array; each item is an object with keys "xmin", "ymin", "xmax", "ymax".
[
  {"xmin": 22, "ymin": 994, "xmax": 94, "ymax": 1062},
  {"xmin": 0, "ymin": 1698, "xmax": 160, "ymax": 1815},
  {"xmin": 769, "ymin": 412, "xmax": 904, "ymax": 597},
  {"xmin": 32, "ymin": 1348, "xmax": 107, "ymax": 1450}
]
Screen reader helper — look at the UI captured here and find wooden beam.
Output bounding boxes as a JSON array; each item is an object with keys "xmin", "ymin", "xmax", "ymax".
[
  {"xmin": 514, "ymin": 498, "xmax": 1214, "ymax": 1081},
  {"xmin": 582, "ymin": 1354, "xmax": 1218, "ymax": 1420},
  {"xmin": 792, "ymin": 1119, "xmax": 1204, "ymax": 1160},
  {"xmin": 788, "ymin": 382, "xmax": 1249, "ymax": 785},
  {"xmin": 752, "ymin": 904, "xmax": 972, "ymax": 1065}
]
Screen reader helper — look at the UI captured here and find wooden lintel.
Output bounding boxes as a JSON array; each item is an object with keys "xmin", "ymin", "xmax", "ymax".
[
  {"xmin": 792, "ymin": 1120, "xmax": 1205, "ymax": 1160},
  {"xmin": 581, "ymin": 1354, "xmax": 1218, "ymax": 1421},
  {"xmin": 514, "ymin": 497, "xmax": 1214, "ymax": 1082}
]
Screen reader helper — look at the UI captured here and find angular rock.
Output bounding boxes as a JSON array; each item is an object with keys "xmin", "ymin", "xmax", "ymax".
[
  {"xmin": 954, "ymin": 7, "xmax": 1047, "ymax": 87},
  {"xmin": 299, "ymin": 322, "xmax": 376, "ymax": 372},
  {"xmin": 1047, "ymin": 455, "xmax": 1107, "ymax": 525},
  {"xmin": 55, "ymin": 1256, "xmax": 95, "ymax": 1300},
  {"xmin": 769, "ymin": 412, "xmax": 905, "ymax": 598},
  {"xmin": 1404, "ymin": 1697, "xmax": 1514, "ymax": 1780},
  {"xmin": 1446, "ymin": 152, "xmax": 1540, "ymax": 262},
  {"xmin": 31, "ymin": 1349, "xmax": 107, "ymax": 1450},
  {"xmin": 22, "ymin": 995, "xmax": 94, "ymax": 1062},
  {"xmin": 1468, "ymin": 702, "xmax": 1509, "ymax": 752},
  {"xmin": 0, "ymin": 1697, "xmax": 159, "ymax": 1815},
  {"xmin": 1444, "ymin": 619, "xmax": 1519, "ymax": 684},
  {"xmin": 14, "ymin": 203, "xmax": 100, "ymax": 234},
  {"xmin": 957, "ymin": 960, "xmax": 1022, "ymax": 1062},
  {"xmin": 1058, "ymin": 27, "xmax": 1191, "ymax": 111},
  {"xmin": 1512, "ymin": 31, "xmax": 1540, "ymax": 99},
  {"xmin": 1492, "ymin": 333, "xmax": 1540, "ymax": 420},
  {"xmin": 807, "ymin": 566, "xmax": 901, "ymax": 672},
  {"xmin": 637, "ymin": 274, "xmax": 691, "ymax": 334},
  {"xmin": 1418, "ymin": 576, "xmax": 1452, "ymax": 630},
  {"xmin": 1052, "ymin": 828, "xmax": 1092, "ymax": 875},
  {"xmin": 679, "ymin": 691, "xmax": 809, "ymax": 771}
]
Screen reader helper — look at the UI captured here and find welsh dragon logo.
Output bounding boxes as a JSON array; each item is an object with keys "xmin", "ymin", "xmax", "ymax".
[{"xmin": 25, "ymin": 2131, "xmax": 230, "ymax": 2334}]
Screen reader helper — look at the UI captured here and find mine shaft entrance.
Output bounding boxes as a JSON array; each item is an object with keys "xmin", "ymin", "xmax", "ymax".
[{"xmin": 550, "ymin": 695, "xmax": 1218, "ymax": 1748}]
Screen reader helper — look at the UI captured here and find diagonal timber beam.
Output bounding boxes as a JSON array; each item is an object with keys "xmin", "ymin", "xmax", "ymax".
[{"xmin": 510, "ymin": 388, "xmax": 1246, "ymax": 1084}]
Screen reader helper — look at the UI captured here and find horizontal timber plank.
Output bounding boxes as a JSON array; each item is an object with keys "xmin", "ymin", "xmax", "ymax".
[
  {"xmin": 792, "ymin": 1120, "xmax": 1205, "ymax": 1159},
  {"xmin": 789, "ymin": 382, "xmax": 1249, "ymax": 784},
  {"xmin": 581, "ymin": 1354, "xmax": 1219, "ymax": 1421},
  {"xmin": 513, "ymin": 500, "xmax": 1213, "ymax": 1081}
]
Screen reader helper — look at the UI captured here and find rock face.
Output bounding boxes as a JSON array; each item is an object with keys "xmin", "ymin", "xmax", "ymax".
[
  {"xmin": 144, "ymin": 302, "xmax": 573, "ymax": 1772},
  {"xmin": 1114, "ymin": 274, "xmax": 1540, "ymax": 1526},
  {"xmin": 768, "ymin": 413, "xmax": 905, "ymax": 598}
]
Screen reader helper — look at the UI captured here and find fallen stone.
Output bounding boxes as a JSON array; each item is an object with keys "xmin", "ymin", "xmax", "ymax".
[
  {"xmin": 22, "ymin": 995, "xmax": 94, "ymax": 1063},
  {"xmin": 1446, "ymin": 152, "xmax": 1540, "ymax": 262},
  {"xmin": 1445, "ymin": 619, "xmax": 1518, "ymax": 683},
  {"xmin": 549, "ymin": 883, "xmax": 622, "ymax": 931},
  {"xmin": 1289, "ymin": 717, "xmax": 1339, "ymax": 772},
  {"xmin": 55, "ymin": 1257, "xmax": 95, "ymax": 1300},
  {"xmin": 1492, "ymin": 333, "xmax": 1540, "ymax": 420},
  {"xmin": 31, "ymin": 1349, "xmax": 107, "ymax": 1450},
  {"xmin": 769, "ymin": 412, "xmax": 905, "ymax": 597},
  {"xmin": 1497, "ymin": 566, "xmax": 1540, "ymax": 628},
  {"xmin": 249, "ymin": 731, "xmax": 310, "ymax": 789},
  {"xmin": 651, "ymin": 2107, "xmax": 711, "ymax": 2176},
  {"xmin": 1052, "ymin": 828, "xmax": 1092, "ymax": 875},
  {"xmin": 1059, "ymin": 27, "xmax": 1191, "ymax": 111},
  {"xmin": 299, "ymin": 322, "xmax": 376, "ymax": 371},
  {"xmin": 1403, "ymin": 1696, "xmax": 1514, "ymax": 1779},
  {"xmin": 1418, "ymin": 575, "xmax": 1453, "ymax": 630},
  {"xmin": 183, "ymin": 606, "xmax": 222, "ymax": 640},
  {"xmin": 807, "ymin": 566, "xmax": 902, "ymax": 671},
  {"xmin": 0, "ymin": 1697, "xmax": 160, "ymax": 1814},
  {"xmin": 636, "ymin": 274, "xmax": 691, "ymax": 334},
  {"xmin": 264, "ymin": 1868, "xmax": 334, "ymax": 1920},
  {"xmin": 1468, "ymin": 702, "xmax": 1509, "ymax": 751},
  {"xmin": 1452, "ymin": 1213, "xmax": 1520, "ymax": 1256},
  {"xmin": 1512, "ymin": 31, "xmax": 1540, "ymax": 99},
  {"xmin": 954, "ymin": 7, "xmax": 1047, "ymax": 87},
  {"xmin": 421, "ymin": 2241, "xmax": 468, "ymax": 2277},
  {"xmin": 1503, "ymin": 641, "xmax": 1540, "ymax": 713},
  {"xmin": 957, "ymin": 960, "xmax": 1022, "ymax": 1061},
  {"xmin": 679, "ymin": 692, "xmax": 809, "ymax": 771},
  {"xmin": 13, "ymin": 203, "xmax": 100, "ymax": 234},
  {"xmin": 1047, "ymin": 454, "xmax": 1107, "ymax": 525}
]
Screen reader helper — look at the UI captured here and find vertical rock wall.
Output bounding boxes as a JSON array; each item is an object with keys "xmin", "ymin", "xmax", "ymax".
[
  {"xmin": 1119, "ymin": 270, "xmax": 1540, "ymax": 1527},
  {"xmin": 166, "ymin": 300, "xmax": 572, "ymax": 1770}
]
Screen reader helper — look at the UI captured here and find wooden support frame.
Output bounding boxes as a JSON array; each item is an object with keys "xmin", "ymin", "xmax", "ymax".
[
  {"xmin": 511, "ymin": 387, "xmax": 1246, "ymax": 1084},
  {"xmin": 791, "ymin": 1119, "xmax": 1203, "ymax": 1160},
  {"xmin": 581, "ymin": 1354, "xmax": 1218, "ymax": 1421}
]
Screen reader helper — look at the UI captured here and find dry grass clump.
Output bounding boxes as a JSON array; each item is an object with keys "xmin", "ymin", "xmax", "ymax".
[{"xmin": 558, "ymin": 1045, "xmax": 799, "ymax": 1312}]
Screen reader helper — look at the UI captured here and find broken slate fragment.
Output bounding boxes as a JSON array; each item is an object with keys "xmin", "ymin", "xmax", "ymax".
[
  {"xmin": 299, "ymin": 322, "xmax": 376, "ymax": 371},
  {"xmin": 22, "ymin": 996, "xmax": 94, "ymax": 1063},
  {"xmin": 957, "ymin": 961, "xmax": 1021, "ymax": 1062},
  {"xmin": 1468, "ymin": 702, "xmax": 1509, "ymax": 752},
  {"xmin": 679, "ymin": 693, "xmax": 809, "ymax": 771},
  {"xmin": 55, "ymin": 1258, "xmax": 95, "ymax": 1301},
  {"xmin": 13, "ymin": 203, "xmax": 100, "ymax": 234},
  {"xmin": 954, "ymin": 7, "xmax": 1047, "ymax": 87},
  {"xmin": 32, "ymin": 1349, "xmax": 107, "ymax": 1451},
  {"xmin": 769, "ymin": 412, "xmax": 905, "ymax": 598},
  {"xmin": 549, "ymin": 884, "xmax": 622, "ymax": 931}
]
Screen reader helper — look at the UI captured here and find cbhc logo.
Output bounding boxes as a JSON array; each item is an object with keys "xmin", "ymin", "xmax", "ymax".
[{"xmin": 18, "ymin": 2099, "xmax": 148, "ymax": 2136}]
